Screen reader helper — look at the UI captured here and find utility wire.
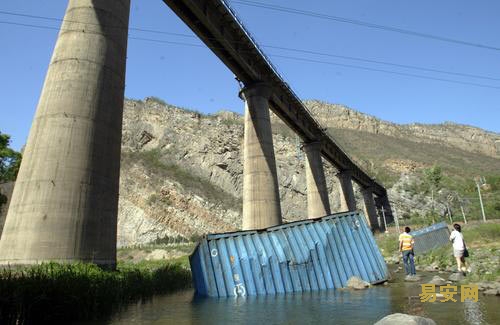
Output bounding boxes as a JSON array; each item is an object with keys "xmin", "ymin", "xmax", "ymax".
[
  {"xmin": 270, "ymin": 54, "xmax": 500, "ymax": 90},
  {"xmin": 230, "ymin": 0, "xmax": 500, "ymax": 52},
  {"xmin": 1, "ymin": 9, "xmax": 498, "ymax": 82},
  {"xmin": 0, "ymin": 10, "xmax": 195, "ymax": 39},
  {"xmin": 264, "ymin": 45, "xmax": 500, "ymax": 82},
  {"xmin": 1, "ymin": 20, "xmax": 499, "ymax": 91}
]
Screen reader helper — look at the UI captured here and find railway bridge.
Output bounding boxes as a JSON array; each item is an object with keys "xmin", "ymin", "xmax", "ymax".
[{"xmin": 0, "ymin": 0, "xmax": 393, "ymax": 268}]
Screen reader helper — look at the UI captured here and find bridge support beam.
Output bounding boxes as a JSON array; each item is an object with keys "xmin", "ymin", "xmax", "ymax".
[
  {"xmin": 0, "ymin": 0, "xmax": 131, "ymax": 268},
  {"xmin": 336, "ymin": 170, "xmax": 357, "ymax": 211},
  {"xmin": 240, "ymin": 83, "xmax": 282, "ymax": 230},
  {"xmin": 361, "ymin": 187, "xmax": 380, "ymax": 232},
  {"xmin": 302, "ymin": 142, "xmax": 330, "ymax": 218}
]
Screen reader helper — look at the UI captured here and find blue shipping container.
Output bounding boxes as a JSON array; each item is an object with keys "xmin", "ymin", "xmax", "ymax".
[
  {"xmin": 190, "ymin": 211, "xmax": 389, "ymax": 297},
  {"xmin": 410, "ymin": 222, "xmax": 451, "ymax": 255}
]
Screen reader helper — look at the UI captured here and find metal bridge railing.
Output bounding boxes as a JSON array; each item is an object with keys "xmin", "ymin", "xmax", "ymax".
[{"xmin": 222, "ymin": 0, "xmax": 382, "ymax": 190}]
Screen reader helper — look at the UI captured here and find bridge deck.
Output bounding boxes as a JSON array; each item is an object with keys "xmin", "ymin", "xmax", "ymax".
[{"xmin": 163, "ymin": 0, "xmax": 386, "ymax": 195}]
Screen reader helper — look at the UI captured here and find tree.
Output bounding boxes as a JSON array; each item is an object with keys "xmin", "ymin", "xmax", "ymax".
[
  {"xmin": 0, "ymin": 132, "xmax": 22, "ymax": 182},
  {"xmin": 423, "ymin": 164, "xmax": 442, "ymax": 191}
]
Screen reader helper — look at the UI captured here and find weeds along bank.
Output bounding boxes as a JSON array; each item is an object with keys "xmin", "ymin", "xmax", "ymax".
[
  {"xmin": 0, "ymin": 260, "xmax": 191, "ymax": 324},
  {"xmin": 377, "ymin": 222, "xmax": 500, "ymax": 283}
]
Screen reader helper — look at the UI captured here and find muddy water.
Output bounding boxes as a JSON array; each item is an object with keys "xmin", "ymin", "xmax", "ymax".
[{"xmin": 106, "ymin": 270, "xmax": 500, "ymax": 324}]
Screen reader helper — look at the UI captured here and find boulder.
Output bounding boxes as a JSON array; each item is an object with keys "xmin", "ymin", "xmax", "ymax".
[
  {"xmin": 448, "ymin": 272, "xmax": 466, "ymax": 282},
  {"xmin": 404, "ymin": 275, "xmax": 421, "ymax": 282},
  {"xmin": 423, "ymin": 262, "xmax": 440, "ymax": 272},
  {"xmin": 428, "ymin": 276, "xmax": 447, "ymax": 286},
  {"xmin": 476, "ymin": 282, "xmax": 492, "ymax": 291},
  {"xmin": 483, "ymin": 289, "xmax": 500, "ymax": 296},
  {"xmin": 346, "ymin": 276, "xmax": 370, "ymax": 290},
  {"xmin": 374, "ymin": 313, "xmax": 436, "ymax": 325}
]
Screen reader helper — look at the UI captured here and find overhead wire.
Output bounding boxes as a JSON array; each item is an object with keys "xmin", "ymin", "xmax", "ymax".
[
  {"xmin": 0, "ymin": 10, "xmax": 498, "ymax": 82},
  {"xmin": 1, "ymin": 19, "xmax": 499, "ymax": 91},
  {"xmin": 230, "ymin": 0, "xmax": 500, "ymax": 52}
]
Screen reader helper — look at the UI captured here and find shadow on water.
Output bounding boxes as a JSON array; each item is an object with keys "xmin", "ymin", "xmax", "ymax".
[{"xmin": 104, "ymin": 271, "xmax": 500, "ymax": 325}]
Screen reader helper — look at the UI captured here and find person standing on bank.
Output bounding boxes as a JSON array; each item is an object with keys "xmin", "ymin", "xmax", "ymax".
[
  {"xmin": 450, "ymin": 223, "xmax": 468, "ymax": 274},
  {"xmin": 399, "ymin": 226, "xmax": 416, "ymax": 278}
]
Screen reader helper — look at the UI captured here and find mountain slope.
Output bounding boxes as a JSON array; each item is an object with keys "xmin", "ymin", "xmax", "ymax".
[
  {"xmin": 2, "ymin": 97, "xmax": 499, "ymax": 245},
  {"xmin": 115, "ymin": 97, "xmax": 499, "ymax": 246}
]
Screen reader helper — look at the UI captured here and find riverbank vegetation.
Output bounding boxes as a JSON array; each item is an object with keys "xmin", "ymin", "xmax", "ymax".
[
  {"xmin": 0, "ymin": 260, "xmax": 191, "ymax": 324},
  {"xmin": 376, "ymin": 222, "xmax": 500, "ymax": 283}
]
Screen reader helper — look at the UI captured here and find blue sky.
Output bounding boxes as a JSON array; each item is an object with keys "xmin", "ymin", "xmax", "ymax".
[{"xmin": 1, "ymin": 0, "xmax": 499, "ymax": 151}]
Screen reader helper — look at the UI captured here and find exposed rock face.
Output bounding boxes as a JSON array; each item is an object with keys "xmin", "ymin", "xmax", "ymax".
[
  {"xmin": 388, "ymin": 174, "xmax": 447, "ymax": 219},
  {"xmin": 118, "ymin": 98, "xmax": 350, "ymax": 246},
  {"xmin": 3, "ymin": 97, "xmax": 498, "ymax": 246},
  {"xmin": 115, "ymin": 98, "xmax": 500, "ymax": 246},
  {"xmin": 305, "ymin": 100, "xmax": 500, "ymax": 159}
]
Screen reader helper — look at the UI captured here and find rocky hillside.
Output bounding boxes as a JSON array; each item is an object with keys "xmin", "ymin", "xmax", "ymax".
[
  {"xmin": 116, "ymin": 97, "xmax": 500, "ymax": 246},
  {"xmin": 117, "ymin": 98, "xmax": 347, "ymax": 246},
  {"xmin": 305, "ymin": 100, "xmax": 500, "ymax": 159},
  {"xmin": 1, "ymin": 98, "xmax": 499, "ymax": 245}
]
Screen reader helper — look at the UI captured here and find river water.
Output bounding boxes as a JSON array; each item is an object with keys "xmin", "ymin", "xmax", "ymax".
[{"xmin": 104, "ymin": 270, "xmax": 500, "ymax": 324}]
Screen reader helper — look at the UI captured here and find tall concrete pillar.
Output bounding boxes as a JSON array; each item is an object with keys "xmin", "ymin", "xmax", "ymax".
[
  {"xmin": 0, "ymin": 0, "xmax": 130, "ymax": 268},
  {"xmin": 240, "ymin": 83, "xmax": 282, "ymax": 230},
  {"xmin": 361, "ymin": 187, "xmax": 380, "ymax": 231},
  {"xmin": 336, "ymin": 170, "xmax": 357, "ymax": 211},
  {"xmin": 302, "ymin": 142, "xmax": 330, "ymax": 218}
]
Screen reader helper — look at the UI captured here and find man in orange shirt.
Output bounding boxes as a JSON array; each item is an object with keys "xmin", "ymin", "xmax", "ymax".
[{"xmin": 399, "ymin": 226, "xmax": 416, "ymax": 277}]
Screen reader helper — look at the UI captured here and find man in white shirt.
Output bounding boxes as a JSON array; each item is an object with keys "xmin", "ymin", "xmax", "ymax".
[{"xmin": 450, "ymin": 223, "xmax": 467, "ymax": 273}]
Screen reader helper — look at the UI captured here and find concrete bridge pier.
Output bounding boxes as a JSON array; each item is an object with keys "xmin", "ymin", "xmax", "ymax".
[
  {"xmin": 302, "ymin": 142, "xmax": 330, "ymax": 218},
  {"xmin": 361, "ymin": 187, "xmax": 380, "ymax": 232},
  {"xmin": 336, "ymin": 170, "xmax": 357, "ymax": 212},
  {"xmin": 240, "ymin": 83, "xmax": 282, "ymax": 230},
  {"xmin": 0, "ymin": 0, "xmax": 131, "ymax": 268}
]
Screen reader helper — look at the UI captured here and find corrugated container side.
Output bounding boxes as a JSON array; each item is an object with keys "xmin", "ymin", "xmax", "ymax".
[
  {"xmin": 190, "ymin": 211, "xmax": 389, "ymax": 297},
  {"xmin": 411, "ymin": 222, "xmax": 451, "ymax": 255}
]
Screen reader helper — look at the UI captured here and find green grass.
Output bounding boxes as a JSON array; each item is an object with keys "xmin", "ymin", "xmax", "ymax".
[
  {"xmin": 0, "ymin": 260, "xmax": 191, "ymax": 324},
  {"xmin": 327, "ymin": 127, "xmax": 500, "ymax": 186},
  {"xmin": 376, "ymin": 233, "xmax": 400, "ymax": 258},
  {"xmin": 463, "ymin": 223, "xmax": 500, "ymax": 244},
  {"xmin": 414, "ymin": 246, "xmax": 451, "ymax": 269},
  {"xmin": 378, "ymin": 222, "xmax": 500, "ymax": 283}
]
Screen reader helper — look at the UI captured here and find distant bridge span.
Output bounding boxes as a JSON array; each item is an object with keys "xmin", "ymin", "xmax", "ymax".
[{"xmin": 0, "ymin": 0, "xmax": 393, "ymax": 268}]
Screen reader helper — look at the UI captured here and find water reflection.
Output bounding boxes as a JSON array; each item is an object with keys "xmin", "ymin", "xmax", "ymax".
[
  {"xmin": 107, "ymin": 273, "xmax": 500, "ymax": 325},
  {"xmin": 110, "ymin": 288, "xmax": 392, "ymax": 325},
  {"xmin": 464, "ymin": 299, "xmax": 484, "ymax": 325}
]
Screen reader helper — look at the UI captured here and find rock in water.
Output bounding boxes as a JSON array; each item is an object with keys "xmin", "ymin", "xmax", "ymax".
[
  {"xmin": 346, "ymin": 276, "xmax": 370, "ymax": 290},
  {"xmin": 483, "ymin": 289, "xmax": 500, "ymax": 296},
  {"xmin": 404, "ymin": 275, "xmax": 421, "ymax": 282},
  {"xmin": 448, "ymin": 272, "xmax": 466, "ymax": 282},
  {"xmin": 428, "ymin": 275, "xmax": 447, "ymax": 286},
  {"xmin": 374, "ymin": 313, "xmax": 436, "ymax": 325}
]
